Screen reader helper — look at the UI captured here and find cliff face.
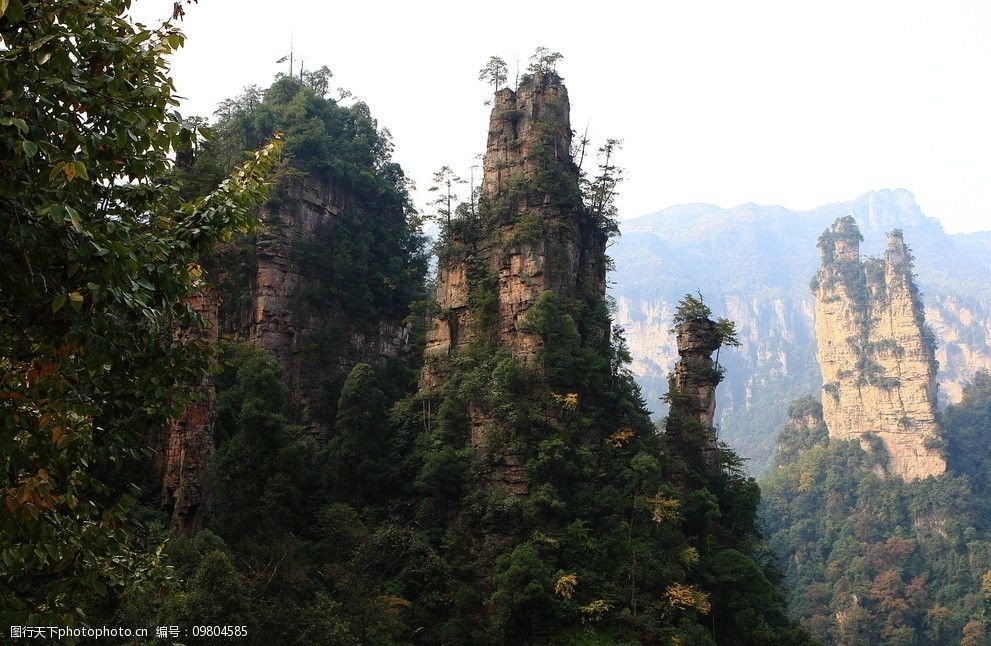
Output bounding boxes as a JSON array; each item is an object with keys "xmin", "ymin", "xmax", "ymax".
[
  {"xmin": 812, "ymin": 216, "xmax": 944, "ymax": 479},
  {"xmin": 238, "ymin": 178, "xmax": 407, "ymax": 438},
  {"xmin": 424, "ymin": 72, "xmax": 605, "ymax": 382},
  {"xmin": 156, "ymin": 288, "xmax": 219, "ymax": 535},
  {"xmin": 664, "ymin": 317, "xmax": 722, "ymax": 484},
  {"xmin": 159, "ymin": 177, "xmax": 414, "ymax": 529},
  {"xmin": 929, "ymin": 296, "xmax": 991, "ymax": 403}
]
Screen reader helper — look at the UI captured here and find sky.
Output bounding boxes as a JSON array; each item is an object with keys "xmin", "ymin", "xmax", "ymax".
[{"xmin": 134, "ymin": 0, "xmax": 991, "ymax": 234}]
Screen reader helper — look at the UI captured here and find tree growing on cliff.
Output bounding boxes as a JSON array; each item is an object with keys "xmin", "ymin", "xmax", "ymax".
[
  {"xmin": 324, "ymin": 363, "xmax": 393, "ymax": 506},
  {"xmin": 671, "ymin": 292, "xmax": 712, "ymax": 329},
  {"xmin": 0, "ymin": 0, "xmax": 280, "ymax": 623},
  {"xmin": 302, "ymin": 65, "xmax": 333, "ymax": 97},
  {"xmin": 528, "ymin": 46, "xmax": 564, "ymax": 74},
  {"xmin": 428, "ymin": 165, "xmax": 465, "ymax": 228},
  {"xmin": 583, "ymin": 138, "xmax": 623, "ymax": 235},
  {"xmin": 478, "ymin": 56, "xmax": 509, "ymax": 91}
]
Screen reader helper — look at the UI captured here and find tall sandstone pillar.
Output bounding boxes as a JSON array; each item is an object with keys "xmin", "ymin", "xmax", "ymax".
[
  {"xmin": 424, "ymin": 71, "xmax": 605, "ymax": 376},
  {"xmin": 422, "ymin": 71, "xmax": 607, "ymax": 490},
  {"xmin": 664, "ymin": 317, "xmax": 722, "ymax": 487},
  {"xmin": 812, "ymin": 216, "xmax": 945, "ymax": 479}
]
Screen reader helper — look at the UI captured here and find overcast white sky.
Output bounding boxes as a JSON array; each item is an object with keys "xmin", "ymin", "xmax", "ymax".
[{"xmin": 135, "ymin": 0, "xmax": 991, "ymax": 233}]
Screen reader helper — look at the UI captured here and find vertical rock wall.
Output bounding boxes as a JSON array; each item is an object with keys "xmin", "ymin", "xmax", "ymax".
[
  {"xmin": 158, "ymin": 177, "xmax": 411, "ymax": 532},
  {"xmin": 156, "ymin": 288, "xmax": 219, "ymax": 536},
  {"xmin": 211, "ymin": 177, "xmax": 409, "ymax": 439},
  {"xmin": 250, "ymin": 179, "xmax": 343, "ymax": 438},
  {"xmin": 664, "ymin": 317, "xmax": 722, "ymax": 485},
  {"xmin": 423, "ymin": 71, "xmax": 605, "ymax": 382},
  {"xmin": 812, "ymin": 216, "xmax": 945, "ymax": 479}
]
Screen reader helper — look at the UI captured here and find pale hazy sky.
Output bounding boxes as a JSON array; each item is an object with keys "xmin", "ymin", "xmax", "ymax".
[{"xmin": 135, "ymin": 0, "xmax": 991, "ymax": 233}]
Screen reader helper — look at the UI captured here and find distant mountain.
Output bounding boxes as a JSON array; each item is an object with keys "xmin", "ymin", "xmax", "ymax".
[{"xmin": 610, "ymin": 189, "xmax": 991, "ymax": 474}]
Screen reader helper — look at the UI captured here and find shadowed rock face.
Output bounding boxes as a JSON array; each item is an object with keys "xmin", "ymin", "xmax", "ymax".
[
  {"xmin": 665, "ymin": 317, "xmax": 722, "ymax": 485},
  {"xmin": 812, "ymin": 217, "xmax": 945, "ymax": 480},
  {"xmin": 155, "ymin": 288, "xmax": 219, "ymax": 536},
  {"xmin": 158, "ymin": 176, "xmax": 412, "ymax": 534},
  {"xmin": 245, "ymin": 178, "xmax": 407, "ymax": 440}
]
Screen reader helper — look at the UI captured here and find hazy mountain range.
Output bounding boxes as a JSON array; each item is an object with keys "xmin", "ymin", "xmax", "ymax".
[{"xmin": 610, "ymin": 188, "xmax": 991, "ymax": 474}]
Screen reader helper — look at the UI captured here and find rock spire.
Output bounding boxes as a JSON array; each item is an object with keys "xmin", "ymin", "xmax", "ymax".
[
  {"xmin": 423, "ymin": 71, "xmax": 606, "ymax": 383},
  {"xmin": 812, "ymin": 216, "xmax": 944, "ymax": 479},
  {"xmin": 664, "ymin": 316, "xmax": 723, "ymax": 485}
]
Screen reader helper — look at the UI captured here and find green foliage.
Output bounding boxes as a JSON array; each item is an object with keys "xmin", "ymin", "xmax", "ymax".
[
  {"xmin": 817, "ymin": 215, "xmax": 864, "ymax": 253},
  {"xmin": 190, "ymin": 73, "xmax": 428, "ymax": 426},
  {"xmin": 398, "ymin": 280, "xmax": 804, "ymax": 642},
  {"xmin": 478, "ymin": 55, "xmax": 509, "ymax": 91},
  {"xmin": 208, "ymin": 76, "xmax": 399, "ymax": 194},
  {"xmin": 519, "ymin": 292, "xmax": 584, "ymax": 387},
  {"xmin": 209, "ymin": 346, "xmax": 317, "ymax": 544},
  {"xmin": 0, "ymin": 0, "xmax": 280, "ymax": 624},
  {"xmin": 324, "ymin": 363, "xmax": 394, "ymax": 506},
  {"xmin": 181, "ymin": 550, "xmax": 252, "ymax": 627},
  {"xmin": 763, "ymin": 382, "xmax": 991, "ymax": 643},
  {"xmin": 527, "ymin": 46, "xmax": 564, "ymax": 75},
  {"xmin": 427, "ymin": 165, "xmax": 465, "ymax": 229},
  {"xmin": 715, "ymin": 317, "xmax": 742, "ymax": 347},
  {"xmin": 465, "ymin": 257, "xmax": 501, "ymax": 346},
  {"xmin": 158, "ymin": 346, "xmax": 427, "ymax": 643},
  {"xmin": 942, "ymin": 371, "xmax": 991, "ymax": 499},
  {"xmin": 582, "ymin": 138, "xmax": 623, "ymax": 236},
  {"xmin": 705, "ymin": 549, "xmax": 812, "ymax": 645},
  {"xmin": 774, "ymin": 396, "xmax": 829, "ymax": 467},
  {"xmin": 671, "ymin": 292, "xmax": 712, "ymax": 330},
  {"xmin": 489, "ymin": 544, "xmax": 555, "ymax": 639}
]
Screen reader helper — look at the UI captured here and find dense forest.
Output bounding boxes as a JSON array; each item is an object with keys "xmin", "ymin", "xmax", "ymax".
[
  {"xmin": 1, "ymin": 2, "xmax": 813, "ymax": 644},
  {"xmin": 762, "ymin": 374, "xmax": 991, "ymax": 644},
  {"xmin": 8, "ymin": 3, "xmax": 991, "ymax": 646}
]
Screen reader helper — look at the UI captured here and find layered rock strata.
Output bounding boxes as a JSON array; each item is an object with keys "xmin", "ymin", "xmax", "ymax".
[
  {"xmin": 812, "ymin": 216, "xmax": 945, "ymax": 479},
  {"xmin": 159, "ymin": 176, "xmax": 410, "ymax": 532},
  {"xmin": 211, "ymin": 177, "xmax": 408, "ymax": 439}
]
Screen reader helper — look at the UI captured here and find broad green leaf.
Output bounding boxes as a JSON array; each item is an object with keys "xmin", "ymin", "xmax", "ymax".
[
  {"xmin": 71, "ymin": 161, "xmax": 89, "ymax": 180},
  {"xmin": 65, "ymin": 205, "xmax": 81, "ymax": 231},
  {"xmin": 0, "ymin": 117, "xmax": 29, "ymax": 134}
]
